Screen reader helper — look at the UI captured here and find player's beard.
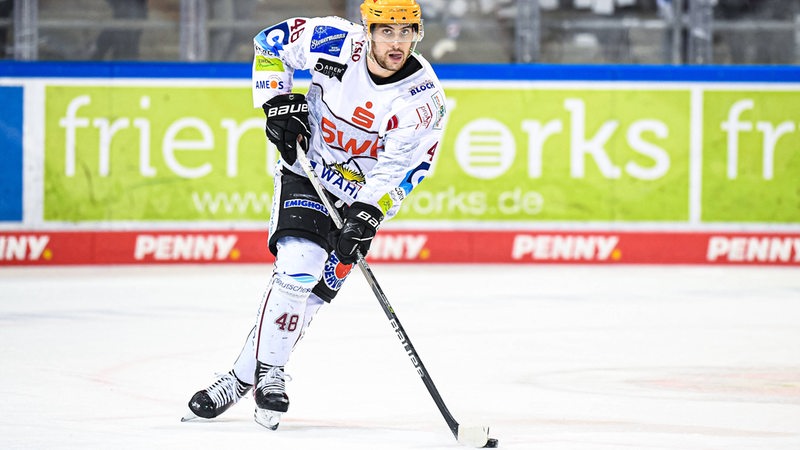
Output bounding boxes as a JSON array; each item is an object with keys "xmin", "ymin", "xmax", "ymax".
[{"xmin": 370, "ymin": 43, "xmax": 410, "ymax": 74}]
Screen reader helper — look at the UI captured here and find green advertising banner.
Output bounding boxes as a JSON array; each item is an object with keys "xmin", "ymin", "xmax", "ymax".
[
  {"xmin": 401, "ymin": 87, "xmax": 691, "ymax": 221},
  {"xmin": 43, "ymin": 83, "xmax": 799, "ymax": 224},
  {"xmin": 45, "ymin": 85, "xmax": 274, "ymax": 221},
  {"xmin": 702, "ymin": 90, "xmax": 800, "ymax": 223}
]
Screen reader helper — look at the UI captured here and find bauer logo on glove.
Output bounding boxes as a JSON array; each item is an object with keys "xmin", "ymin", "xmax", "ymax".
[
  {"xmin": 263, "ymin": 93, "xmax": 311, "ymax": 165},
  {"xmin": 335, "ymin": 202, "xmax": 384, "ymax": 265}
]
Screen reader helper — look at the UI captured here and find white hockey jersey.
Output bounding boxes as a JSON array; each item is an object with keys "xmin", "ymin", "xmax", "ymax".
[{"xmin": 252, "ymin": 16, "xmax": 446, "ymax": 220}]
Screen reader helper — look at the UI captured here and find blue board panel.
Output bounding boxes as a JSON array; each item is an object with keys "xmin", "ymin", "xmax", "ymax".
[
  {"xmin": 0, "ymin": 86, "xmax": 23, "ymax": 221},
  {"xmin": 1, "ymin": 60, "xmax": 799, "ymax": 82}
]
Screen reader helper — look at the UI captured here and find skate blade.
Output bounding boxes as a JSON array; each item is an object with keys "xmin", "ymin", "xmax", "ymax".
[
  {"xmin": 254, "ymin": 408, "xmax": 282, "ymax": 431},
  {"xmin": 181, "ymin": 410, "xmax": 199, "ymax": 422}
]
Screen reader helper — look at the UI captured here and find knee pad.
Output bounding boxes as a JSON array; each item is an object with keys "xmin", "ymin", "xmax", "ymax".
[
  {"xmin": 274, "ymin": 236, "xmax": 354, "ymax": 303},
  {"xmin": 274, "ymin": 236, "xmax": 329, "ymax": 290}
]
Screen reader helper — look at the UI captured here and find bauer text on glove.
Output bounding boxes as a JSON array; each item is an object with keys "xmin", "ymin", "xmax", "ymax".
[
  {"xmin": 262, "ymin": 93, "xmax": 310, "ymax": 165},
  {"xmin": 335, "ymin": 202, "xmax": 383, "ymax": 265}
]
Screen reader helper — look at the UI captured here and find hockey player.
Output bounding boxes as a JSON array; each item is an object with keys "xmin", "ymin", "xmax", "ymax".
[{"xmin": 183, "ymin": 0, "xmax": 446, "ymax": 430}]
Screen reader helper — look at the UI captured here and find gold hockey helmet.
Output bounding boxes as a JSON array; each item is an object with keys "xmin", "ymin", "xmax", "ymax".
[
  {"xmin": 361, "ymin": 0, "xmax": 422, "ymax": 25},
  {"xmin": 361, "ymin": 0, "xmax": 424, "ymax": 42}
]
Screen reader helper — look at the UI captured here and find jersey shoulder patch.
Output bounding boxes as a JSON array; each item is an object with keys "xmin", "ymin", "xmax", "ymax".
[
  {"xmin": 305, "ymin": 18, "xmax": 363, "ymax": 80},
  {"xmin": 309, "ymin": 24, "xmax": 349, "ymax": 57},
  {"xmin": 255, "ymin": 18, "xmax": 309, "ymax": 57}
]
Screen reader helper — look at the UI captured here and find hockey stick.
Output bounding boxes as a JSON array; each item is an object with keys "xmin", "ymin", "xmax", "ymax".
[{"xmin": 295, "ymin": 144, "xmax": 498, "ymax": 448}]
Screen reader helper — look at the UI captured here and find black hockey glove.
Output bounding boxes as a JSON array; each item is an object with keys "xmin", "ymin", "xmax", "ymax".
[
  {"xmin": 262, "ymin": 93, "xmax": 310, "ymax": 165},
  {"xmin": 335, "ymin": 202, "xmax": 384, "ymax": 265}
]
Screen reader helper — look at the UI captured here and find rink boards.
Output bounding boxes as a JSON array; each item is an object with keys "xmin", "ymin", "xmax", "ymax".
[
  {"xmin": 1, "ymin": 229, "xmax": 798, "ymax": 265},
  {"xmin": 1, "ymin": 62, "xmax": 798, "ymax": 266}
]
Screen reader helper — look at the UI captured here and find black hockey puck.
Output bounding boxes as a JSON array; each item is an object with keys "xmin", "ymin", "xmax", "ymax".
[{"xmin": 483, "ymin": 438, "xmax": 499, "ymax": 448}]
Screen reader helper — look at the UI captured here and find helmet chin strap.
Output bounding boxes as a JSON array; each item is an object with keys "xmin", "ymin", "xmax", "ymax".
[{"xmin": 364, "ymin": 37, "xmax": 377, "ymax": 69}]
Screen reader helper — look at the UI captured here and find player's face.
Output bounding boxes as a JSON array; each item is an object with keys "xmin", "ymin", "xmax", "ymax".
[{"xmin": 368, "ymin": 24, "xmax": 415, "ymax": 77}]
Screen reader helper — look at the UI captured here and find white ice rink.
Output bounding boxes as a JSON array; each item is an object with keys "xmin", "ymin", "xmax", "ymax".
[{"xmin": 1, "ymin": 263, "xmax": 799, "ymax": 450}]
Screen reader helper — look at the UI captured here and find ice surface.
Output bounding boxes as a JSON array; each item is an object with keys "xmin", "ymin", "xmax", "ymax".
[{"xmin": 1, "ymin": 264, "xmax": 799, "ymax": 449}]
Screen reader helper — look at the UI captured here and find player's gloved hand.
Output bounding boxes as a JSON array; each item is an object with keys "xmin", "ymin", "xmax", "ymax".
[
  {"xmin": 262, "ymin": 93, "xmax": 310, "ymax": 165},
  {"xmin": 335, "ymin": 202, "xmax": 383, "ymax": 265}
]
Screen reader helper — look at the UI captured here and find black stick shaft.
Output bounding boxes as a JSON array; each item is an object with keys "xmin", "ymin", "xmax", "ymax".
[
  {"xmin": 355, "ymin": 256, "xmax": 460, "ymax": 439},
  {"xmin": 296, "ymin": 148, "xmax": 461, "ymax": 440}
]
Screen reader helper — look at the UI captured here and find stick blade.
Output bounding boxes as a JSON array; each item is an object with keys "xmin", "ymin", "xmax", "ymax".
[{"xmin": 457, "ymin": 425, "xmax": 490, "ymax": 447}]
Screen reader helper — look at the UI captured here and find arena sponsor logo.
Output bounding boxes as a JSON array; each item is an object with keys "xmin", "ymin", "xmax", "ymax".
[
  {"xmin": 283, "ymin": 198, "xmax": 329, "ymax": 215},
  {"xmin": 707, "ymin": 236, "xmax": 800, "ymax": 263},
  {"xmin": 511, "ymin": 234, "xmax": 620, "ymax": 261},
  {"xmin": 54, "ymin": 93, "xmax": 274, "ymax": 183},
  {"xmin": 409, "ymin": 80, "xmax": 435, "ymax": 96},
  {"xmin": 369, "ymin": 234, "xmax": 429, "ymax": 260},
  {"xmin": 134, "ymin": 234, "xmax": 238, "ymax": 261},
  {"xmin": 721, "ymin": 99, "xmax": 799, "ymax": 181},
  {"xmin": 0, "ymin": 235, "xmax": 51, "ymax": 261},
  {"xmin": 455, "ymin": 97, "xmax": 671, "ymax": 181}
]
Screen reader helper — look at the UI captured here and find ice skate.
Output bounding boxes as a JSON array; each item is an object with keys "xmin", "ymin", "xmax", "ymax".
[
  {"xmin": 253, "ymin": 362, "xmax": 291, "ymax": 430},
  {"xmin": 182, "ymin": 371, "xmax": 252, "ymax": 421}
]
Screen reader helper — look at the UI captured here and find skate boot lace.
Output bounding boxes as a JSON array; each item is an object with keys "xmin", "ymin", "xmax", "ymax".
[
  {"xmin": 257, "ymin": 366, "xmax": 292, "ymax": 395},
  {"xmin": 207, "ymin": 372, "xmax": 241, "ymax": 407}
]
